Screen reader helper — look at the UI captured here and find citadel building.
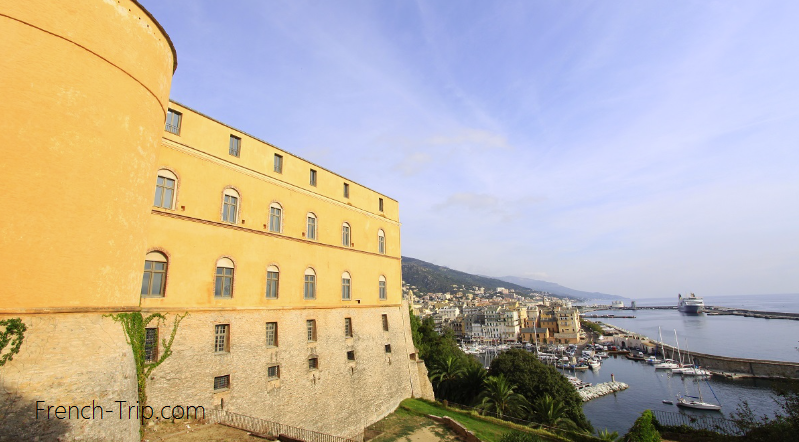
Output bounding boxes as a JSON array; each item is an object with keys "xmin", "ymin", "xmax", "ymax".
[{"xmin": 0, "ymin": 1, "xmax": 432, "ymax": 441}]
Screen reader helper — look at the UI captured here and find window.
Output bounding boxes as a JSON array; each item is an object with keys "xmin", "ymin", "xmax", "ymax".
[
  {"xmin": 304, "ymin": 268, "xmax": 316, "ymax": 300},
  {"xmin": 344, "ymin": 317, "xmax": 353, "ymax": 337},
  {"xmin": 214, "ymin": 375, "xmax": 230, "ymax": 391},
  {"xmin": 310, "ymin": 169, "xmax": 317, "ymax": 186},
  {"xmin": 347, "ymin": 350, "xmax": 355, "ymax": 361},
  {"xmin": 274, "ymin": 154, "xmax": 283, "ymax": 173},
  {"xmin": 385, "ymin": 344, "xmax": 392, "ymax": 353},
  {"xmin": 382, "ymin": 314, "xmax": 389, "ymax": 331},
  {"xmin": 378, "ymin": 229, "xmax": 386, "ymax": 254},
  {"xmin": 306, "ymin": 320, "xmax": 317, "ymax": 342},
  {"xmin": 153, "ymin": 170, "xmax": 177, "ymax": 209},
  {"xmin": 342, "ymin": 223, "xmax": 350, "ymax": 247},
  {"xmin": 144, "ymin": 328, "xmax": 158, "ymax": 362},
  {"xmin": 265, "ymin": 322, "xmax": 278, "ymax": 347},
  {"xmin": 265, "ymin": 266, "xmax": 279, "ymax": 299},
  {"xmin": 222, "ymin": 189, "xmax": 239, "ymax": 223},
  {"xmin": 379, "ymin": 198, "xmax": 384, "ymax": 212},
  {"xmin": 306, "ymin": 213, "xmax": 317, "ymax": 240},
  {"xmin": 341, "ymin": 272, "xmax": 351, "ymax": 300},
  {"xmin": 141, "ymin": 252, "xmax": 168, "ymax": 297},
  {"xmin": 214, "ymin": 324, "xmax": 230, "ymax": 353},
  {"xmin": 379, "ymin": 276, "xmax": 387, "ymax": 301},
  {"xmin": 269, "ymin": 203, "xmax": 282, "ymax": 233},
  {"xmin": 229, "ymin": 135, "xmax": 241, "ymax": 157},
  {"xmin": 343, "ymin": 183, "xmax": 349, "ymax": 198},
  {"xmin": 165, "ymin": 109, "xmax": 181, "ymax": 135},
  {"xmin": 308, "ymin": 357, "xmax": 319, "ymax": 370},
  {"xmin": 267, "ymin": 365, "xmax": 280, "ymax": 379},
  {"xmin": 215, "ymin": 258, "xmax": 235, "ymax": 298}
]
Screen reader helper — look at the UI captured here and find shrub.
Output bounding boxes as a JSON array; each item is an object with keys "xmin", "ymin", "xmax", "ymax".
[
  {"xmin": 623, "ymin": 410, "xmax": 661, "ymax": 442},
  {"xmin": 500, "ymin": 431, "xmax": 545, "ymax": 442}
]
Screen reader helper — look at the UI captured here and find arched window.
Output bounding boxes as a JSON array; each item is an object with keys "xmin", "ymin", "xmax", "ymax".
[
  {"xmin": 306, "ymin": 213, "xmax": 317, "ymax": 240},
  {"xmin": 265, "ymin": 265, "xmax": 279, "ymax": 299},
  {"xmin": 378, "ymin": 229, "xmax": 386, "ymax": 255},
  {"xmin": 222, "ymin": 189, "xmax": 240, "ymax": 223},
  {"xmin": 269, "ymin": 202, "xmax": 282, "ymax": 233},
  {"xmin": 341, "ymin": 271, "xmax": 351, "ymax": 300},
  {"xmin": 141, "ymin": 251, "xmax": 167, "ymax": 297},
  {"xmin": 304, "ymin": 268, "xmax": 316, "ymax": 300},
  {"xmin": 215, "ymin": 257, "xmax": 235, "ymax": 298},
  {"xmin": 379, "ymin": 275, "xmax": 387, "ymax": 300},
  {"xmin": 342, "ymin": 223, "xmax": 351, "ymax": 247},
  {"xmin": 153, "ymin": 170, "xmax": 177, "ymax": 209}
]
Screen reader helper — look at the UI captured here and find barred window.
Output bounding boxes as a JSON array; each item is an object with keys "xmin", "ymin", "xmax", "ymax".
[
  {"xmin": 165, "ymin": 109, "xmax": 182, "ymax": 135},
  {"xmin": 308, "ymin": 357, "xmax": 319, "ymax": 370},
  {"xmin": 382, "ymin": 314, "xmax": 389, "ymax": 331},
  {"xmin": 214, "ymin": 324, "xmax": 230, "ymax": 353},
  {"xmin": 214, "ymin": 375, "xmax": 230, "ymax": 391},
  {"xmin": 344, "ymin": 317, "xmax": 353, "ymax": 337},
  {"xmin": 267, "ymin": 365, "xmax": 280, "ymax": 379},
  {"xmin": 265, "ymin": 322, "xmax": 278, "ymax": 347},
  {"xmin": 144, "ymin": 328, "xmax": 158, "ymax": 362}
]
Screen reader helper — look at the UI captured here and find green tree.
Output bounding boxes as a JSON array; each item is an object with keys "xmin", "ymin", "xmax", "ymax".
[
  {"xmin": 476, "ymin": 374, "xmax": 526, "ymax": 419},
  {"xmin": 623, "ymin": 410, "xmax": 661, "ymax": 442},
  {"xmin": 429, "ymin": 356, "xmax": 466, "ymax": 399},
  {"xmin": 730, "ymin": 381, "xmax": 799, "ymax": 441},
  {"xmin": 597, "ymin": 428, "xmax": 621, "ymax": 441},
  {"xmin": 524, "ymin": 394, "xmax": 581, "ymax": 432},
  {"xmin": 489, "ymin": 349, "xmax": 591, "ymax": 431}
]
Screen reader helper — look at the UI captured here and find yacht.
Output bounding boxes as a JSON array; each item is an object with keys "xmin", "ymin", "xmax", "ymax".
[
  {"xmin": 677, "ymin": 394, "xmax": 721, "ymax": 411},
  {"xmin": 678, "ymin": 293, "xmax": 705, "ymax": 313}
]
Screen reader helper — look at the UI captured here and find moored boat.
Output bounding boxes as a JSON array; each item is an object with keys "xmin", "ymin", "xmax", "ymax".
[{"xmin": 676, "ymin": 395, "xmax": 721, "ymax": 411}]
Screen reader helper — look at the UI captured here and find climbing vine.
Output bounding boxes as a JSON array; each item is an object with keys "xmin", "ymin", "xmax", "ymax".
[
  {"xmin": 0, "ymin": 318, "xmax": 27, "ymax": 367},
  {"xmin": 106, "ymin": 312, "xmax": 187, "ymax": 428}
]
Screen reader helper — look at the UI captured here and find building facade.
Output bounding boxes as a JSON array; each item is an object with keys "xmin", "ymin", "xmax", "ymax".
[{"xmin": 0, "ymin": 1, "xmax": 431, "ymax": 441}]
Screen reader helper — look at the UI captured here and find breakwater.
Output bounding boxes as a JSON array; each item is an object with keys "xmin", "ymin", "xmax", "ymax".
[
  {"xmin": 705, "ymin": 307, "xmax": 799, "ymax": 321},
  {"xmin": 578, "ymin": 382, "xmax": 629, "ymax": 402},
  {"xmin": 602, "ymin": 324, "xmax": 799, "ymax": 380}
]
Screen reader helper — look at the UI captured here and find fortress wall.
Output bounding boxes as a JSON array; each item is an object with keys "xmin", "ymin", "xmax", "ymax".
[
  {"xmin": 0, "ymin": 313, "xmax": 139, "ymax": 441},
  {"xmin": 660, "ymin": 346, "xmax": 799, "ymax": 379}
]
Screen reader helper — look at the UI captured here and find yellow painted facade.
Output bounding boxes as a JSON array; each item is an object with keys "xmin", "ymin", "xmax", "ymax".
[{"xmin": 1, "ymin": 1, "xmax": 429, "ymax": 440}]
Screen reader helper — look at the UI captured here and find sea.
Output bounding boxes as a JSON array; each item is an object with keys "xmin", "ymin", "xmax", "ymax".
[{"xmin": 573, "ymin": 293, "xmax": 799, "ymax": 434}]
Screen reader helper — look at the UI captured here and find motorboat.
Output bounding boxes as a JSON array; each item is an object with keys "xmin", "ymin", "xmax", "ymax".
[
  {"xmin": 589, "ymin": 360, "xmax": 601, "ymax": 370},
  {"xmin": 654, "ymin": 359, "xmax": 680, "ymax": 370},
  {"xmin": 646, "ymin": 356, "xmax": 662, "ymax": 365},
  {"xmin": 679, "ymin": 367, "xmax": 711, "ymax": 377}
]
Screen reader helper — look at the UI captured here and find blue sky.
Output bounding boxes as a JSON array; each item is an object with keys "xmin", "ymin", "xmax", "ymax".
[{"xmin": 141, "ymin": 1, "xmax": 799, "ymax": 298}]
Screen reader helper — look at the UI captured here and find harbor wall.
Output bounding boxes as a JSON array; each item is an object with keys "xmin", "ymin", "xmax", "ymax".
[{"xmin": 660, "ymin": 346, "xmax": 799, "ymax": 380}]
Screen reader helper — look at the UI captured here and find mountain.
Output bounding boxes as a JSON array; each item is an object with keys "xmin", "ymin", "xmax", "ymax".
[
  {"xmin": 401, "ymin": 256, "xmax": 538, "ymax": 295},
  {"xmin": 496, "ymin": 276, "xmax": 627, "ymax": 301}
]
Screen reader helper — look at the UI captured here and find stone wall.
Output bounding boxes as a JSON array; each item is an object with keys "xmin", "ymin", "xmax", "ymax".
[
  {"xmin": 660, "ymin": 346, "xmax": 799, "ymax": 379},
  {"xmin": 145, "ymin": 302, "xmax": 432, "ymax": 440},
  {"xmin": 0, "ymin": 313, "xmax": 139, "ymax": 441}
]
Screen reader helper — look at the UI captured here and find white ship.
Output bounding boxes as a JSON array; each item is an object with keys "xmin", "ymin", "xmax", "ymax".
[{"xmin": 678, "ymin": 293, "xmax": 704, "ymax": 314}]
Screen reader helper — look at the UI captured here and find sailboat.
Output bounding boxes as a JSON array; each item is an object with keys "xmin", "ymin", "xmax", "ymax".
[
  {"xmin": 654, "ymin": 327, "xmax": 679, "ymax": 369},
  {"xmin": 678, "ymin": 337, "xmax": 711, "ymax": 377}
]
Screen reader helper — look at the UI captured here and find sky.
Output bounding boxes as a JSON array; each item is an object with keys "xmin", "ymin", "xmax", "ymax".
[{"xmin": 140, "ymin": 0, "xmax": 799, "ymax": 298}]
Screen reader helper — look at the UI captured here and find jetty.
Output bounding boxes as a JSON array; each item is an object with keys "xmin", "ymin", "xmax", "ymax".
[{"xmin": 578, "ymin": 382, "xmax": 629, "ymax": 402}]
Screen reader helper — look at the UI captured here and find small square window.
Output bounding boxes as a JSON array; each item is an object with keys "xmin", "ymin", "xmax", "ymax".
[
  {"xmin": 308, "ymin": 357, "xmax": 319, "ymax": 370},
  {"xmin": 347, "ymin": 350, "xmax": 355, "ymax": 361},
  {"xmin": 343, "ymin": 183, "xmax": 349, "ymax": 198},
  {"xmin": 385, "ymin": 344, "xmax": 392, "ymax": 353},
  {"xmin": 229, "ymin": 135, "xmax": 241, "ymax": 157},
  {"xmin": 379, "ymin": 198, "xmax": 384, "ymax": 212},
  {"xmin": 214, "ymin": 375, "xmax": 230, "ymax": 391},
  {"xmin": 274, "ymin": 154, "xmax": 283, "ymax": 173},
  {"xmin": 267, "ymin": 365, "xmax": 280, "ymax": 379},
  {"xmin": 382, "ymin": 314, "xmax": 389, "ymax": 331},
  {"xmin": 265, "ymin": 322, "xmax": 278, "ymax": 347},
  {"xmin": 310, "ymin": 169, "xmax": 317, "ymax": 186}
]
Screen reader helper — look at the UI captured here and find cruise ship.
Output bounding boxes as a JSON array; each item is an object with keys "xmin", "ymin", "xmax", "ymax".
[{"xmin": 678, "ymin": 293, "xmax": 705, "ymax": 313}]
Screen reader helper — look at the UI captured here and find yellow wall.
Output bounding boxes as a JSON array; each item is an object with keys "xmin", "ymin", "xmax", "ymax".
[
  {"xmin": 142, "ymin": 103, "xmax": 402, "ymax": 310},
  {"xmin": 0, "ymin": 0, "xmax": 175, "ymax": 311}
]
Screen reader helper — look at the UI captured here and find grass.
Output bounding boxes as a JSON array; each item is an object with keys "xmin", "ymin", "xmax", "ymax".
[{"xmin": 398, "ymin": 399, "xmax": 568, "ymax": 442}]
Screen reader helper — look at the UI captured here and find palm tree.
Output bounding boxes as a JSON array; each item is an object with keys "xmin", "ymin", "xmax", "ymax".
[
  {"xmin": 429, "ymin": 356, "xmax": 466, "ymax": 399},
  {"xmin": 457, "ymin": 364, "xmax": 487, "ymax": 405},
  {"xmin": 525, "ymin": 394, "xmax": 581, "ymax": 432},
  {"xmin": 475, "ymin": 374, "xmax": 525, "ymax": 419},
  {"xmin": 596, "ymin": 428, "xmax": 621, "ymax": 441}
]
